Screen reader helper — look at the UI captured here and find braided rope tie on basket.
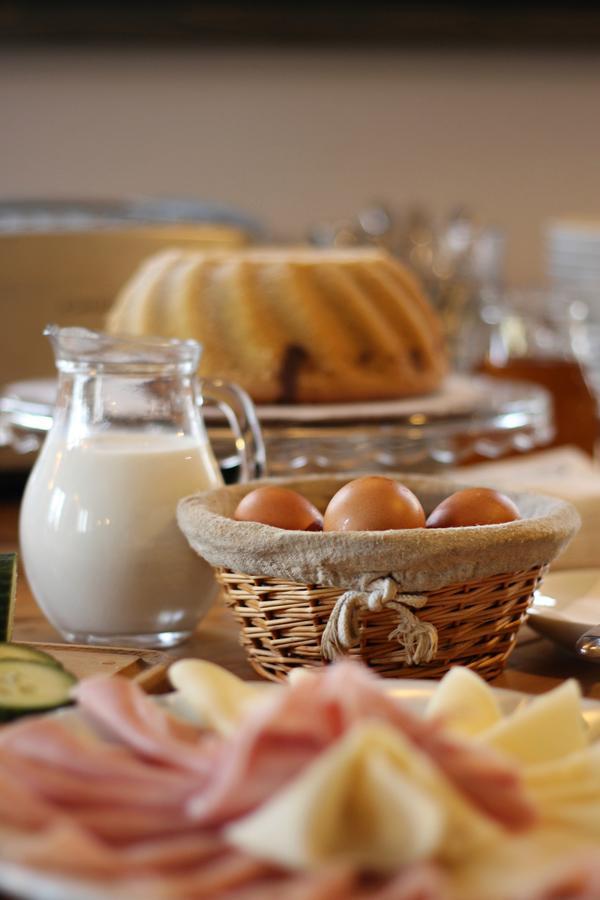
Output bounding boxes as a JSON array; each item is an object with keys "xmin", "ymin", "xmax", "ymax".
[{"xmin": 321, "ymin": 576, "xmax": 438, "ymax": 665}]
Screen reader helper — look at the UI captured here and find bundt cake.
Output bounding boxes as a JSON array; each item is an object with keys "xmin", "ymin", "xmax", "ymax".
[{"xmin": 106, "ymin": 247, "xmax": 447, "ymax": 404}]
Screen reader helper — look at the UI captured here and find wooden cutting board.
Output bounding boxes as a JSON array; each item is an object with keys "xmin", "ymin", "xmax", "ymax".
[{"xmin": 22, "ymin": 642, "xmax": 171, "ymax": 693}]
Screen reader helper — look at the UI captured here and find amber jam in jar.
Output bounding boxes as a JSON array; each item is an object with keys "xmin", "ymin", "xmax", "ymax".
[{"xmin": 480, "ymin": 356, "xmax": 597, "ymax": 457}]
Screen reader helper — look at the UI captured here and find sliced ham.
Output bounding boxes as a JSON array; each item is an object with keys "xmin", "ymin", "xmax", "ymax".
[
  {"xmin": 71, "ymin": 808, "xmax": 203, "ymax": 843},
  {"xmin": 0, "ymin": 716, "xmax": 202, "ymax": 786},
  {"xmin": 0, "ymin": 746, "xmax": 197, "ymax": 811},
  {"xmin": 0, "ymin": 768, "xmax": 61, "ymax": 831},
  {"xmin": 73, "ymin": 676, "xmax": 216, "ymax": 775},
  {"xmin": 48, "ymin": 665, "xmax": 533, "ymax": 832},
  {"xmin": 187, "ymin": 662, "xmax": 534, "ymax": 830},
  {"xmin": 224, "ymin": 865, "xmax": 448, "ymax": 900},
  {"xmin": 0, "ymin": 660, "xmax": 537, "ymax": 899},
  {"xmin": 113, "ymin": 850, "xmax": 276, "ymax": 899},
  {"xmin": 416, "ymin": 731, "xmax": 536, "ymax": 831},
  {"xmin": 368, "ymin": 863, "xmax": 451, "ymax": 900},
  {"xmin": 223, "ymin": 866, "xmax": 359, "ymax": 900},
  {"xmin": 2, "ymin": 818, "xmax": 233, "ymax": 881},
  {"xmin": 316, "ymin": 664, "xmax": 536, "ymax": 830},
  {"xmin": 122, "ymin": 833, "xmax": 226, "ymax": 871},
  {"xmin": 529, "ymin": 855, "xmax": 600, "ymax": 900},
  {"xmin": 1, "ymin": 820, "xmax": 132, "ymax": 876}
]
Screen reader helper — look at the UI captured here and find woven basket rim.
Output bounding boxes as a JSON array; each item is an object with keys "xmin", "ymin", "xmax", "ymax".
[{"xmin": 177, "ymin": 472, "xmax": 580, "ymax": 593}]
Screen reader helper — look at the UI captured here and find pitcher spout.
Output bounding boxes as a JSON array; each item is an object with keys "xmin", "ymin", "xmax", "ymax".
[{"xmin": 43, "ymin": 325, "xmax": 201, "ymax": 372}]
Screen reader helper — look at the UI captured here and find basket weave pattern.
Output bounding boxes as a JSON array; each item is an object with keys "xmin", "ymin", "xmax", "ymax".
[{"xmin": 216, "ymin": 565, "xmax": 544, "ymax": 683}]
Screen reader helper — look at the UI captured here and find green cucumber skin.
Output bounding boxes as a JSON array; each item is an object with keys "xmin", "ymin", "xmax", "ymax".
[
  {"xmin": 0, "ymin": 553, "xmax": 17, "ymax": 642},
  {"xmin": 0, "ymin": 706, "xmax": 74, "ymax": 722},
  {"xmin": 0, "ymin": 660, "xmax": 77, "ymax": 721},
  {"xmin": 0, "ymin": 705, "xmax": 75, "ymax": 723},
  {"xmin": 0, "ymin": 642, "xmax": 64, "ymax": 668}
]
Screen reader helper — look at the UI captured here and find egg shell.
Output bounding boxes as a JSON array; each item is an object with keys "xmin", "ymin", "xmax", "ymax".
[
  {"xmin": 233, "ymin": 486, "xmax": 324, "ymax": 531},
  {"xmin": 426, "ymin": 487, "xmax": 520, "ymax": 529},
  {"xmin": 323, "ymin": 476, "xmax": 426, "ymax": 532}
]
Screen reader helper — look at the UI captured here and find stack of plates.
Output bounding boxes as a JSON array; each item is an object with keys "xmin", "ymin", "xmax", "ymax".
[{"xmin": 546, "ymin": 219, "xmax": 600, "ymax": 305}]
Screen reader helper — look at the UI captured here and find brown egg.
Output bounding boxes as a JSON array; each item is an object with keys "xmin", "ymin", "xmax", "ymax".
[
  {"xmin": 426, "ymin": 487, "xmax": 520, "ymax": 528},
  {"xmin": 323, "ymin": 476, "xmax": 425, "ymax": 532},
  {"xmin": 233, "ymin": 486, "xmax": 324, "ymax": 531}
]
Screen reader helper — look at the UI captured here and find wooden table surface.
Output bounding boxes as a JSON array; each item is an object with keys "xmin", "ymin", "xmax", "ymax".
[{"xmin": 3, "ymin": 498, "xmax": 600, "ymax": 699}]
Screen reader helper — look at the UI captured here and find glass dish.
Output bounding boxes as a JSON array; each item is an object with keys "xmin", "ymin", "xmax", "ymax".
[{"xmin": 2, "ymin": 374, "xmax": 553, "ymax": 477}]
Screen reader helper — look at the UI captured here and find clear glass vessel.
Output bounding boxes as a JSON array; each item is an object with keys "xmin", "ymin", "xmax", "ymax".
[{"xmin": 19, "ymin": 326, "xmax": 264, "ymax": 648}]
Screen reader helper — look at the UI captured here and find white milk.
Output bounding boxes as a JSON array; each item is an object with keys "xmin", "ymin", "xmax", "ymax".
[{"xmin": 20, "ymin": 431, "xmax": 223, "ymax": 646}]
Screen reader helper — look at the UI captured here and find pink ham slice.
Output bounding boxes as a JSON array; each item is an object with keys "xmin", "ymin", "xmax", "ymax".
[
  {"xmin": 72, "ymin": 676, "xmax": 216, "ymax": 775},
  {"xmin": 3, "ymin": 824, "xmax": 239, "ymax": 881},
  {"xmin": 8, "ymin": 833, "xmax": 279, "ymax": 900},
  {"xmin": 2, "ymin": 820, "xmax": 136, "ymax": 877},
  {"xmin": 0, "ymin": 748, "xmax": 199, "ymax": 810},
  {"xmin": 67, "ymin": 809, "xmax": 204, "ymax": 844},
  {"xmin": 4, "ymin": 822, "xmax": 359, "ymax": 900},
  {"xmin": 529, "ymin": 856, "xmax": 600, "ymax": 900},
  {"xmin": 0, "ymin": 717, "xmax": 208, "ymax": 845},
  {"xmin": 367, "ymin": 863, "xmax": 451, "ymax": 900},
  {"xmin": 123, "ymin": 832, "xmax": 227, "ymax": 871},
  {"xmin": 219, "ymin": 865, "xmax": 449, "ymax": 900},
  {"xmin": 107, "ymin": 859, "xmax": 359, "ymax": 900},
  {"xmin": 119, "ymin": 851, "xmax": 275, "ymax": 899},
  {"xmin": 0, "ymin": 767, "xmax": 62, "ymax": 831},
  {"xmin": 217, "ymin": 865, "xmax": 359, "ymax": 900},
  {"xmin": 0, "ymin": 716, "xmax": 202, "ymax": 785}
]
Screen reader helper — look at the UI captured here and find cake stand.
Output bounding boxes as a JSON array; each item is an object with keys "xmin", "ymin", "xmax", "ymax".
[{"xmin": 1, "ymin": 375, "xmax": 553, "ymax": 479}]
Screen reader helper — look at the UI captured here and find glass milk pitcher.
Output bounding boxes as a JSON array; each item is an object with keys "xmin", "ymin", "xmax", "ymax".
[{"xmin": 20, "ymin": 326, "xmax": 265, "ymax": 648}]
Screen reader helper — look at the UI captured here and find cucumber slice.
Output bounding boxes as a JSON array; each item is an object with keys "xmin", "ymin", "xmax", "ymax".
[
  {"xmin": 0, "ymin": 660, "xmax": 77, "ymax": 720},
  {"xmin": 0, "ymin": 642, "xmax": 63, "ymax": 668},
  {"xmin": 0, "ymin": 553, "xmax": 17, "ymax": 641}
]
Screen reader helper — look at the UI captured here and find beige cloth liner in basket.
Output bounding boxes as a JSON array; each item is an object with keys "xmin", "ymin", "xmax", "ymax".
[{"xmin": 177, "ymin": 473, "xmax": 580, "ymax": 678}]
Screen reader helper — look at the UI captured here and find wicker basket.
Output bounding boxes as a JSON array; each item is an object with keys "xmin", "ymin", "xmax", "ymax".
[
  {"xmin": 214, "ymin": 567, "xmax": 544, "ymax": 682},
  {"xmin": 178, "ymin": 473, "xmax": 580, "ymax": 683}
]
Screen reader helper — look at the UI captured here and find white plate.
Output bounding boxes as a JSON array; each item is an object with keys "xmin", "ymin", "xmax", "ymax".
[
  {"xmin": 159, "ymin": 679, "xmax": 600, "ymax": 731},
  {"xmin": 528, "ymin": 567, "xmax": 600, "ymax": 651},
  {"xmin": 1, "ymin": 680, "xmax": 600, "ymax": 900}
]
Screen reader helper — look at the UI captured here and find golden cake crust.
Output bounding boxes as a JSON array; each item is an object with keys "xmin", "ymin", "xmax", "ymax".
[{"xmin": 107, "ymin": 247, "xmax": 447, "ymax": 404}]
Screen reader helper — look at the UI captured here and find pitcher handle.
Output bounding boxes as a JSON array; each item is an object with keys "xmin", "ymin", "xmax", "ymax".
[{"xmin": 197, "ymin": 378, "xmax": 266, "ymax": 482}]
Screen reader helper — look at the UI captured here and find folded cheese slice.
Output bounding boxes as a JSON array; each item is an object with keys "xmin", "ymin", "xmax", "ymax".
[
  {"xmin": 480, "ymin": 680, "xmax": 588, "ymax": 765},
  {"xmin": 168, "ymin": 659, "xmax": 275, "ymax": 736},
  {"xmin": 425, "ymin": 666, "xmax": 502, "ymax": 737},
  {"xmin": 525, "ymin": 743, "xmax": 600, "ymax": 837},
  {"xmin": 226, "ymin": 721, "xmax": 499, "ymax": 873}
]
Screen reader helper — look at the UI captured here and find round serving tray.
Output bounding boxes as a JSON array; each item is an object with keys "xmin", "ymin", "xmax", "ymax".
[{"xmin": 0, "ymin": 374, "xmax": 553, "ymax": 476}]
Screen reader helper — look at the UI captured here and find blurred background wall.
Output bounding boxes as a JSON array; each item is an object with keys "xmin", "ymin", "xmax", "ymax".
[{"xmin": 1, "ymin": 45, "xmax": 600, "ymax": 286}]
